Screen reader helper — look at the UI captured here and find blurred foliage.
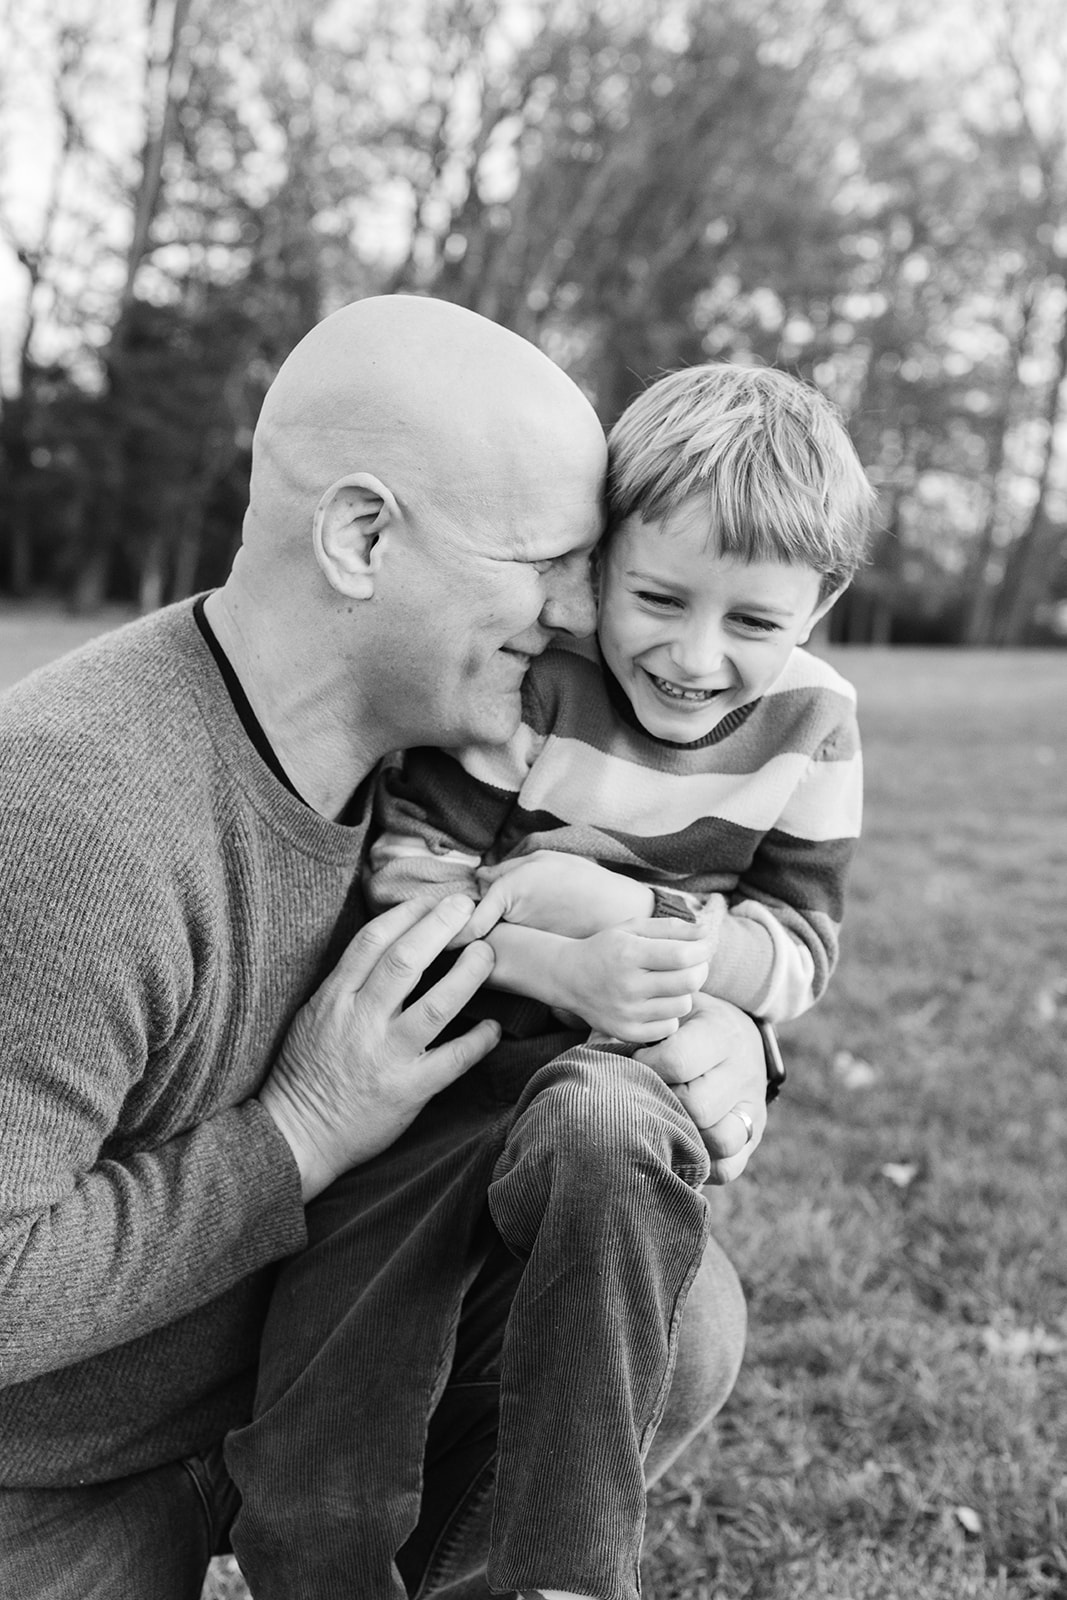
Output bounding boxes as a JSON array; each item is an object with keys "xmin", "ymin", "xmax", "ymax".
[{"xmin": 1, "ymin": 0, "xmax": 1066, "ymax": 643}]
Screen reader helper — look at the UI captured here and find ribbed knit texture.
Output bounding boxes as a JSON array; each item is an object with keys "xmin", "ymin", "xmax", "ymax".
[
  {"xmin": 0, "ymin": 601, "xmax": 371, "ymax": 1487},
  {"xmin": 371, "ymin": 635, "xmax": 862, "ymax": 1022}
]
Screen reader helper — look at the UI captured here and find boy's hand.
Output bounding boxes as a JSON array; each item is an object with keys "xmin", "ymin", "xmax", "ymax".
[
  {"xmin": 460, "ymin": 851, "xmax": 654, "ymax": 942},
  {"xmin": 550, "ymin": 918, "xmax": 710, "ymax": 1043},
  {"xmin": 637, "ymin": 994, "xmax": 767, "ymax": 1183}
]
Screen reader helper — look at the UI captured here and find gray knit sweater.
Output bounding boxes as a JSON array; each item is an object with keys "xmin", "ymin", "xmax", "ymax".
[{"xmin": 0, "ymin": 601, "xmax": 371, "ymax": 1486}]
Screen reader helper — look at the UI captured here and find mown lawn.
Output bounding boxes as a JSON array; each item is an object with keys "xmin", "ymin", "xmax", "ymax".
[
  {"xmin": 3, "ymin": 617, "xmax": 1063, "ymax": 1599},
  {"xmin": 643, "ymin": 648, "xmax": 1066, "ymax": 1600}
]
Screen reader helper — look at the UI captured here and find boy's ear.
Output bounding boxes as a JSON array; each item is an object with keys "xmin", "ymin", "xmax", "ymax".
[
  {"xmin": 313, "ymin": 473, "xmax": 401, "ymax": 600},
  {"xmin": 798, "ymin": 583, "xmax": 847, "ymax": 644}
]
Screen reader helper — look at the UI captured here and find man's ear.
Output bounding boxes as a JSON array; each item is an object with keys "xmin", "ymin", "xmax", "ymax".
[
  {"xmin": 798, "ymin": 583, "xmax": 847, "ymax": 644},
  {"xmin": 313, "ymin": 473, "xmax": 401, "ymax": 600}
]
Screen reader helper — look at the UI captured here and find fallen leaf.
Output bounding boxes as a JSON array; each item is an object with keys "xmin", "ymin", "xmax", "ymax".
[
  {"xmin": 832, "ymin": 1050, "xmax": 878, "ymax": 1090},
  {"xmin": 982, "ymin": 1324, "xmax": 1064, "ymax": 1361},
  {"xmin": 1035, "ymin": 979, "xmax": 1067, "ymax": 1024},
  {"xmin": 954, "ymin": 1505, "xmax": 982, "ymax": 1536},
  {"xmin": 881, "ymin": 1162, "xmax": 919, "ymax": 1188}
]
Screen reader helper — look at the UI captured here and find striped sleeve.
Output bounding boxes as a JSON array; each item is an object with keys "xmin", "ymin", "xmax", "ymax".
[
  {"xmin": 676, "ymin": 703, "xmax": 862, "ymax": 1021},
  {"xmin": 367, "ymin": 679, "xmax": 550, "ymax": 911}
]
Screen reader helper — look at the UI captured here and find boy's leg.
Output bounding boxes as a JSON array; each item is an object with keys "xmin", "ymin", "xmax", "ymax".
[
  {"xmin": 226, "ymin": 1075, "xmax": 512, "ymax": 1600},
  {"xmin": 405, "ymin": 1220, "xmax": 745, "ymax": 1600},
  {"xmin": 483, "ymin": 1046, "xmax": 714, "ymax": 1600},
  {"xmin": 0, "ymin": 1444, "xmax": 236, "ymax": 1600}
]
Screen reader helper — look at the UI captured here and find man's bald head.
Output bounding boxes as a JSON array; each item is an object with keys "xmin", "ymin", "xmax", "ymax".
[{"xmin": 243, "ymin": 295, "xmax": 605, "ymax": 563}]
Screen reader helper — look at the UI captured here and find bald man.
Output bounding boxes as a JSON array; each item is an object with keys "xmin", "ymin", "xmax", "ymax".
[{"xmin": 0, "ymin": 297, "xmax": 758, "ymax": 1600}]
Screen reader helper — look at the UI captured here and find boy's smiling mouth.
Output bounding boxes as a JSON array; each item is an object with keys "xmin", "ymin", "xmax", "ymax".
[{"xmin": 643, "ymin": 669, "xmax": 725, "ymax": 704}]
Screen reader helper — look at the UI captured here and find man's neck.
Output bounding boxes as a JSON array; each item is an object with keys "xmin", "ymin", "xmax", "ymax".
[{"xmin": 203, "ymin": 585, "xmax": 380, "ymax": 821}]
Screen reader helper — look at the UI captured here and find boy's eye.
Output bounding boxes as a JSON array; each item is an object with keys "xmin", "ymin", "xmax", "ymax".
[
  {"xmin": 732, "ymin": 613, "xmax": 781, "ymax": 633},
  {"xmin": 636, "ymin": 590, "xmax": 682, "ymax": 609}
]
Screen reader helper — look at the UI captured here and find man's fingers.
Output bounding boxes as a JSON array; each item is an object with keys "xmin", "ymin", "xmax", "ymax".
[
  {"xmin": 635, "ymin": 1035, "xmax": 721, "ymax": 1084},
  {"xmin": 357, "ymin": 895, "xmax": 479, "ymax": 1006},
  {"xmin": 327, "ymin": 897, "xmax": 448, "ymax": 993},
  {"xmin": 705, "ymin": 1149, "xmax": 754, "ymax": 1186},
  {"xmin": 620, "ymin": 1016, "xmax": 681, "ymax": 1043},
  {"xmin": 398, "ymin": 939, "xmax": 496, "ymax": 1048},
  {"xmin": 462, "ymin": 887, "xmax": 507, "ymax": 941},
  {"xmin": 421, "ymin": 1017, "xmax": 502, "ymax": 1092},
  {"xmin": 690, "ymin": 1097, "xmax": 765, "ymax": 1159}
]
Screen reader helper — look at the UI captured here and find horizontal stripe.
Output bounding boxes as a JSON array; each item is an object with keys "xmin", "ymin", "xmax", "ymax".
[
  {"xmin": 459, "ymin": 719, "xmax": 544, "ymax": 792},
  {"xmin": 523, "ymin": 642, "xmax": 859, "ymax": 773},
  {"xmin": 516, "ymin": 738, "xmax": 862, "ymax": 842},
  {"xmin": 382, "ymin": 749, "xmax": 513, "ymax": 852}
]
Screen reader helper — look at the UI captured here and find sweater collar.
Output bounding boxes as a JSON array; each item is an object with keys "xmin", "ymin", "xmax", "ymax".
[
  {"xmin": 599, "ymin": 648, "xmax": 757, "ymax": 750},
  {"xmin": 192, "ymin": 596, "xmax": 372, "ymax": 829}
]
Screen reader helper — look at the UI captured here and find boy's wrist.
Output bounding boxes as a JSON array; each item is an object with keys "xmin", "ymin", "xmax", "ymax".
[{"xmin": 486, "ymin": 923, "xmax": 576, "ymax": 1010}]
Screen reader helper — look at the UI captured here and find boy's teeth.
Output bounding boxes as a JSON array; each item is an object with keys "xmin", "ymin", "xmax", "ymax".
[{"xmin": 650, "ymin": 673, "xmax": 720, "ymax": 702}]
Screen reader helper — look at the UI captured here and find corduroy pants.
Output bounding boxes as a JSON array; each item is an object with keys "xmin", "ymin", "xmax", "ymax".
[
  {"xmin": 0, "ymin": 1040, "xmax": 746, "ymax": 1600},
  {"xmin": 226, "ymin": 1034, "xmax": 744, "ymax": 1600}
]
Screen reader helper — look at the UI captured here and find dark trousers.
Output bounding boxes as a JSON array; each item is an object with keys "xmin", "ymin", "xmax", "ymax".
[
  {"xmin": 0, "ymin": 1045, "xmax": 747, "ymax": 1600},
  {"xmin": 226, "ymin": 1037, "xmax": 745, "ymax": 1600}
]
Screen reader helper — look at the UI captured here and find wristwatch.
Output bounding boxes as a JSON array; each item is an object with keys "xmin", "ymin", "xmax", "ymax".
[
  {"xmin": 648, "ymin": 891, "xmax": 787, "ymax": 1101},
  {"xmin": 753, "ymin": 1016, "xmax": 787, "ymax": 1102}
]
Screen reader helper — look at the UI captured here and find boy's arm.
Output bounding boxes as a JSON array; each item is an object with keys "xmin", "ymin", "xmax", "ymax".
[
  {"xmin": 669, "ymin": 717, "xmax": 863, "ymax": 1021},
  {"xmin": 467, "ymin": 710, "xmax": 862, "ymax": 1023},
  {"xmin": 482, "ymin": 917, "xmax": 713, "ymax": 1044}
]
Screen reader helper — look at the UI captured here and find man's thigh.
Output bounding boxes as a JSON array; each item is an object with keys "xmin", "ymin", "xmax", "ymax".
[{"xmin": 0, "ymin": 1452, "xmax": 231, "ymax": 1600}]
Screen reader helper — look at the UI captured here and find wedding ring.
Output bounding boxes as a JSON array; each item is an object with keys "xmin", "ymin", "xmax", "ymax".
[{"xmin": 731, "ymin": 1106, "xmax": 755, "ymax": 1145}]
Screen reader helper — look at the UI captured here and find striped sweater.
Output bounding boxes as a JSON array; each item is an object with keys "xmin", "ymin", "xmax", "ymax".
[{"xmin": 370, "ymin": 635, "xmax": 862, "ymax": 1022}]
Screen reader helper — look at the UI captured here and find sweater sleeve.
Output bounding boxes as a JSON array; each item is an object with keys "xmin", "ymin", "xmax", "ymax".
[
  {"xmin": 0, "ymin": 798, "xmax": 307, "ymax": 1387},
  {"xmin": 653, "ymin": 711, "xmax": 863, "ymax": 1023},
  {"xmin": 368, "ymin": 719, "xmax": 540, "ymax": 911}
]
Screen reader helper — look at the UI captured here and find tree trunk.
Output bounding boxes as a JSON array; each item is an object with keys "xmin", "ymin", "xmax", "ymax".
[
  {"xmin": 962, "ymin": 282, "xmax": 1037, "ymax": 645},
  {"xmin": 993, "ymin": 288, "xmax": 1067, "ymax": 645},
  {"xmin": 138, "ymin": 532, "xmax": 167, "ymax": 614}
]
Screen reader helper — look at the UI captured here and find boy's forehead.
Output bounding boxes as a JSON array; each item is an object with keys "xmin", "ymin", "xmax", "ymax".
[{"xmin": 611, "ymin": 508, "xmax": 824, "ymax": 604}]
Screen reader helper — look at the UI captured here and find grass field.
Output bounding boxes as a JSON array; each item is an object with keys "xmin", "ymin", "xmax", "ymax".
[{"xmin": 3, "ymin": 614, "xmax": 1063, "ymax": 1600}]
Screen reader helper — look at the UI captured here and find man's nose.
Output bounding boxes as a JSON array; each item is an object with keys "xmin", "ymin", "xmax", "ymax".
[{"xmin": 540, "ymin": 554, "xmax": 597, "ymax": 638}]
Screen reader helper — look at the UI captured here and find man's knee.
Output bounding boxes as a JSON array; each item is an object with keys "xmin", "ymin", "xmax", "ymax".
[{"xmin": 645, "ymin": 1233, "xmax": 747, "ymax": 1484}]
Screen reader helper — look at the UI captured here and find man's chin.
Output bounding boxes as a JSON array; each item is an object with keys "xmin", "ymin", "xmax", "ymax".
[{"xmin": 447, "ymin": 688, "xmax": 523, "ymax": 749}]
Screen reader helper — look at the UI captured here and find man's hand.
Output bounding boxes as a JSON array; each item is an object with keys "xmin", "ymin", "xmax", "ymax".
[
  {"xmin": 636, "ymin": 994, "xmax": 768, "ymax": 1183},
  {"xmin": 458, "ymin": 851, "xmax": 654, "ymax": 941},
  {"xmin": 548, "ymin": 917, "xmax": 710, "ymax": 1043},
  {"xmin": 259, "ymin": 896, "xmax": 500, "ymax": 1202}
]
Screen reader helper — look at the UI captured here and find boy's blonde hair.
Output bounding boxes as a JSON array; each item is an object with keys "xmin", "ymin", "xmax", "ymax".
[{"xmin": 606, "ymin": 363, "xmax": 876, "ymax": 595}]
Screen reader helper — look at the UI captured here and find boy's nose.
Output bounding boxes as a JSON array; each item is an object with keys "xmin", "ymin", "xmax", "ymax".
[{"xmin": 669, "ymin": 629, "xmax": 726, "ymax": 680}]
